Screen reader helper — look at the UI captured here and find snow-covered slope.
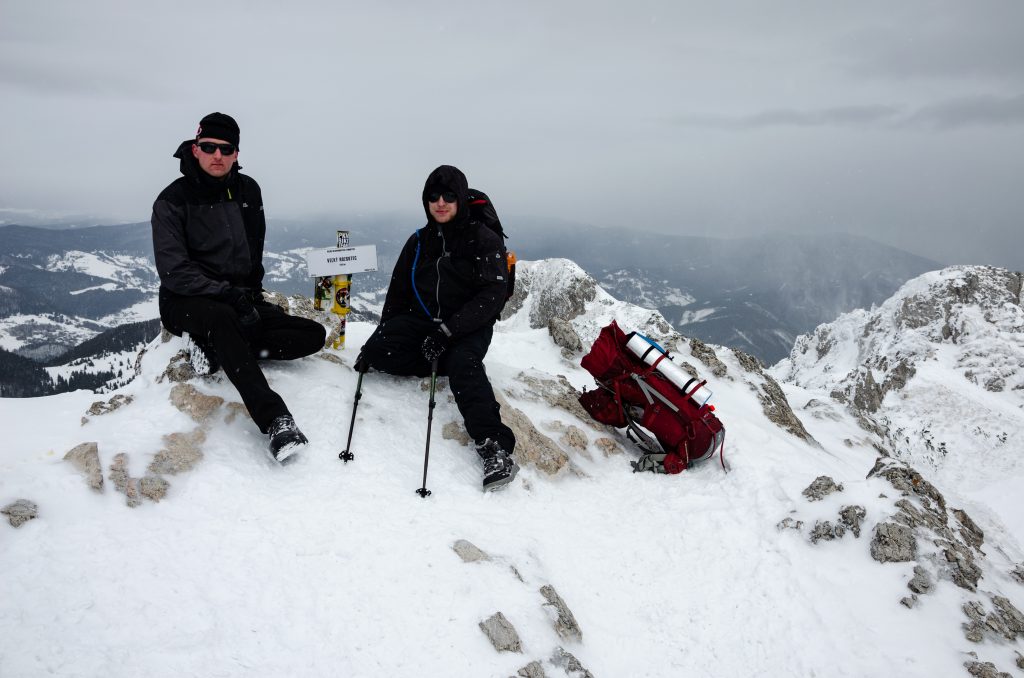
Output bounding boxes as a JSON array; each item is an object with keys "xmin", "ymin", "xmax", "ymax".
[
  {"xmin": 2, "ymin": 261, "xmax": 1023, "ymax": 677},
  {"xmin": 773, "ymin": 266, "xmax": 1024, "ymax": 542}
]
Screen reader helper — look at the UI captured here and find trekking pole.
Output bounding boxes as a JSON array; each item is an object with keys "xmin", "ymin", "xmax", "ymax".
[
  {"xmin": 338, "ymin": 370, "xmax": 364, "ymax": 462},
  {"xmin": 416, "ymin": 358, "xmax": 440, "ymax": 498}
]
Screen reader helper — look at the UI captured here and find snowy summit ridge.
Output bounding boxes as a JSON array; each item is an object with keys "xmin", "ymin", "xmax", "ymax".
[
  {"xmin": 2, "ymin": 260, "xmax": 1024, "ymax": 677},
  {"xmin": 774, "ymin": 266, "xmax": 1024, "ymax": 501}
]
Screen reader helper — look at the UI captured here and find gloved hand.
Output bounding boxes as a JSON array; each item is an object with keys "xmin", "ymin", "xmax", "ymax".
[
  {"xmin": 225, "ymin": 288, "xmax": 261, "ymax": 327},
  {"xmin": 247, "ymin": 288, "xmax": 267, "ymax": 306},
  {"xmin": 421, "ymin": 328, "xmax": 449, "ymax": 362},
  {"xmin": 354, "ymin": 352, "xmax": 371, "ymax": 374}
]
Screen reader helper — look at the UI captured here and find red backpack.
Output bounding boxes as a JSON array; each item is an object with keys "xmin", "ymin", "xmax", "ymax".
[{"xmin": 579, "ymin": 321, "xmax": 726, "ymax": 474}]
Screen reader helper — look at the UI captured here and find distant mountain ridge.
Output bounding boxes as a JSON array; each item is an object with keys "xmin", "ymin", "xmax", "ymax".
[
  {"xmin": 507, "ymin": 218, "xmax": 941, "ymax": 363},
  {"xmin": 0, "ymin": 219, "xmax": 940, "ymax": 395}
]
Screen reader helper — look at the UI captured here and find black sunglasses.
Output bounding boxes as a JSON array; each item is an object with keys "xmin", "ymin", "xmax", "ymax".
[
  {"xmin": 427, "ymin": 191, "xmax": 457, "ymax": 203},
  {"xmin": 196, "ymin": 141, "xmax": 237, "ymax": 155}
]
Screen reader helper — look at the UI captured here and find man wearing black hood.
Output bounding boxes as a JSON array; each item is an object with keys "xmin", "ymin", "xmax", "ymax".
[
  {"xmin": 151, "ymin": 112, "xmax": 326, "ymax": 462},
  {"xmin": 358, "ymin": 165, "xmax": 519, "ymax": 491}
]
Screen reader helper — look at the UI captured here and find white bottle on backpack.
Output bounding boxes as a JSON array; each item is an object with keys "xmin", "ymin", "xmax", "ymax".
[{"xmin": 625, "ymin": 333, "xmax": 713, "ymax": 407}]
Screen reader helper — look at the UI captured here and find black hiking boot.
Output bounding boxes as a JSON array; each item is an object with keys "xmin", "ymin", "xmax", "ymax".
[
  {"xmin": 268, "ymin": 414, "xmax": 308, "ymax": 462},
  {"xmin": 476, "ymin": 439, "xmax": 519, "ymax": 492},
  {"xmin": 184, "ymin": 332, "xmax": 219, "ymax": 376}
]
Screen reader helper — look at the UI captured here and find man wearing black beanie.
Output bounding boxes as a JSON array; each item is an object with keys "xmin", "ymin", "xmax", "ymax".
[{"xmin": 151, "ymin": 112, "xmax": 326, "ymax": 462}]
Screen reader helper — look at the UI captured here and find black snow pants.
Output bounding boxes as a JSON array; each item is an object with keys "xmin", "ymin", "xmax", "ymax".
[
  {"xmin": 359, "ymin": 313, "xmax": 516, "ymax": 454},
  {"xmin": 159, "ymin": 292, "xmax": 326, "ymax": 433}
]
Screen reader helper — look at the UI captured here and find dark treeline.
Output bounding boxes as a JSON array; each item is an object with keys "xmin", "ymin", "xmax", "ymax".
[
  {"xmin": 1, "ymin": 319, "xmax": 161, "ymax": 398},
  {"xmin": 43, "ymin": 319, "xmax": 160, "ymax": 366}
]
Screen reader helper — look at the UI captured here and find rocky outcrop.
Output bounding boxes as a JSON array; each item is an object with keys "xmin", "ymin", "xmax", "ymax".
[
  {"xmin": 864, "ymin": 458, "xmax": 993, "ymax": 603},
  {"xmin": 109, "ymin": 452, "xmax": 142, "ymax": 508},
  {"xmin": 734, "ymin": 348, "xmax": 815, "ymax": 443},
  {"xmin": 159, "ymin": 350, "xmax": 201, "ymax": 383},
  {"xmin": 594, "ymin": 437, "xmax": 622, "ymax": 456},
  {"xmin": 2, "ymin": 499, "xmax": 38, "ymax": 528},
  {"xmin": 963, "ymin": 595, "xmax": 1024, "ymax": 646},
  {"xmin": 516, "ymin": 661, "xmax": 547, "ymax": 678},
  {"xmin": 512, "ymin": 372, "xmax": 595, "ymax": 427},
  {"xmin": 690, "ymin": 338, "xmax": 728, "ymax": 378},
  {"xmin": 84, "ymin": 394, "xmax": 134, "ymax": 419},
  {"xmin": 869, "ymin": 522, "xmax": 917, "ymax": 563},
  {"xmin": 147, "ymin": 428, "xmax": 206, "ymax": 475},
  {"xmin": 169, "ymin": 384, "xmax": 225, "ymax": 424},
  {"xmin": 261, "ymin": 290, "xmax": 290, "ymax": 311},
  {"xmin": 540, "ymin": 585, "xmax": 583, "ymax": 643},
  {"xmin": 810, "ymin": 521, "xmax": 845, "ymax": 544},
  {"xmin": 549, "ymin": 318, "xmax": 583, "ymax": 357},
  {"xmin": 777, "ymin": 517, "xmax": 804, "ymax": 531},
  {"xmin": 140, "ymin": 475, "xmax": 169, "ymax": 502},
  {"xmin": 479, "ymin": 612, "xmax": 522, "ymax": 653},
  {"xmin": 442, "ymin": 421, "xmax": 472, "ymax": 446},
  {"xmin": 838, "ymin": 505, "xmax": 866, "ymax": 537},
  {"xmin": 452, "ymin": 539, "xmax": 490, "ymax": 563},
  {"xmin": 558, "ymin": 425, "xmax": 589, "ymax": 453},
  {"xmin": 108, "ymin": 453, "xmax": 170, "ymax": 507},
  {"xmin": 551, "ymin": 647, "xmax": 594, "ymax": 678},
  {"xmin": 496, "ymin": 391, "xmax": 574, "ymax": 476},
  {"xmin": 503, "ymin": 259, "xmax": 597, "ymax": 327},
  {"xmin": 907, "ymin": 565, "xmax": 932, "ymax": 595},
  {"xmin": 802, "ymin": 476, "xmax": 844, "ymax": 501},
  {"xmin": 63, "ymin": 442, "xmax": 103, "ymax": 492},
  {"xmin": 964, "ymin": 660, "xmax": 1013, "ymax": 678}
]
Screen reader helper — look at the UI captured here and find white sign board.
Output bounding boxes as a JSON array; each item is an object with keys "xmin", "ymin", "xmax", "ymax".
[{"xmin": 305, "ymin": 245, "xmax": 378, "ymax": 277}]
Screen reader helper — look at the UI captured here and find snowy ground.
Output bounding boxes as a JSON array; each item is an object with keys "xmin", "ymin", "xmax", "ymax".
[{"xmin": 1, "ymin": 308, "xmax": 1022, "ymax": 676}]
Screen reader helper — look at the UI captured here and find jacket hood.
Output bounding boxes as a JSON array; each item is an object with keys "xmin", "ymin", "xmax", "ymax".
[{"xmin": 422, "ymin": 165, "xmax": 470, "ymax": 226}]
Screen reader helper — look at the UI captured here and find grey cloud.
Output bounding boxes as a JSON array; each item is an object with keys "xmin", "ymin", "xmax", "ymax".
[
  {"xmin": 669, "ymin": 95, "xmax": 1024, "ymax": 130},
  {"xmin": 668, "ymin": 106, "xmax": 901, "ymax": 129},
  {"xmin": 0, "ymin": 48, "xmax": 170, "ymax": 101},
  {"xmin": 903, "ymin": 94, "xmax": 1024, "ymax": 129},
  {"xmin": 838, "ymin": 15, "xmax": 1024, "ymax": 85}
]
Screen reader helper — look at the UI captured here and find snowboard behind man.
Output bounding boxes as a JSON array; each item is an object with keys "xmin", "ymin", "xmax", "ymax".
[
  {"xmin": 357, "ymin": 165, "xmax": 519, "ymax": 490},
  {"xmin": 151, "ymin": 112, "xmax": 326, "ymax": 461}
]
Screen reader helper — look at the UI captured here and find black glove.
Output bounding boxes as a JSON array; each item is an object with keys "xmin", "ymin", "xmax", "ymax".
[
  {"xmin": 224, "ymin": 288, "xmax": 261, "ymax": 327},
  {"xmin": 354, "ymin": 352, "xmax": 371, "ymax": 374},
  {"xmin": 421, "ymin": 329, "xmax": 449, "ymax": 362},
  {"xmin": 247, "ymin": 288, "xmax": 268, "ymax": 306}
]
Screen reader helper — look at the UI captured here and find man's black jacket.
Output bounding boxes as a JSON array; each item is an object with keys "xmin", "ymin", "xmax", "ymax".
[
  {"xmin": 380, "ymin": 165, "xmax": 508, "ymax": 339},
  {"xmin": 151, "ymin": 139, "xmax": 266, "ymax": 302}
]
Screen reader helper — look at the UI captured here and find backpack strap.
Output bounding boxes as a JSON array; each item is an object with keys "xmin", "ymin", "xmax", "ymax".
[
  {"xmin": 631, "ymin": 374, "xmax": 680, "ymax": 413},
  {"xmin": 631, "ymin": 453, "xmax": 669, "ymax": 474}
]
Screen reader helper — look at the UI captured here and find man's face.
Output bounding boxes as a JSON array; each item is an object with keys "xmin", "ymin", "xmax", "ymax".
[
  {"xmin": 427, "ymin": 191, "xmax": 458, "ymax": 223},
  {"xmin": 192, "ymin": 137, "xmax": 238, "ymax": 178}
]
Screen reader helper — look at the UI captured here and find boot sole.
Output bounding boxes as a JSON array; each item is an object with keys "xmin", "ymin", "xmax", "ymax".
[
  {"xmin": 483, "ymin": 462, "xmax": 520, "ymax": 492},
  {"xmin": 273, "ymin": 439, "xmax": 307, "ymax": 464}
]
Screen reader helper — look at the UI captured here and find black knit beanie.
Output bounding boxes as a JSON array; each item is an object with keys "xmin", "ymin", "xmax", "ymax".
[{"xmin": 195, "ymin": 112, "xmax": 240, "ymax": 147}]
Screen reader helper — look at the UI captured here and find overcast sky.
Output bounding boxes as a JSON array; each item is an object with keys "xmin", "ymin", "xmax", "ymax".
[{"xmin": 2, "ymin": 1, "xmax": 1022, "ymax": 267}]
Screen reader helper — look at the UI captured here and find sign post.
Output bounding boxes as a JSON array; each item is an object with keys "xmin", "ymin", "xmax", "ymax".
[
  {"xmin": 305, "ymin": 233, "xmax": 377, "ymax": 350},
  {"xmin": 331, "ymin": 231, "xmax": 352, "ymax": 348}
]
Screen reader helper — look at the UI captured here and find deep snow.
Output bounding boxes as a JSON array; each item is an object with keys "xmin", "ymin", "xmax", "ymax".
[{"xmin": 1, "ymin": 262, "xmax": 1022, "ymax": 677}]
